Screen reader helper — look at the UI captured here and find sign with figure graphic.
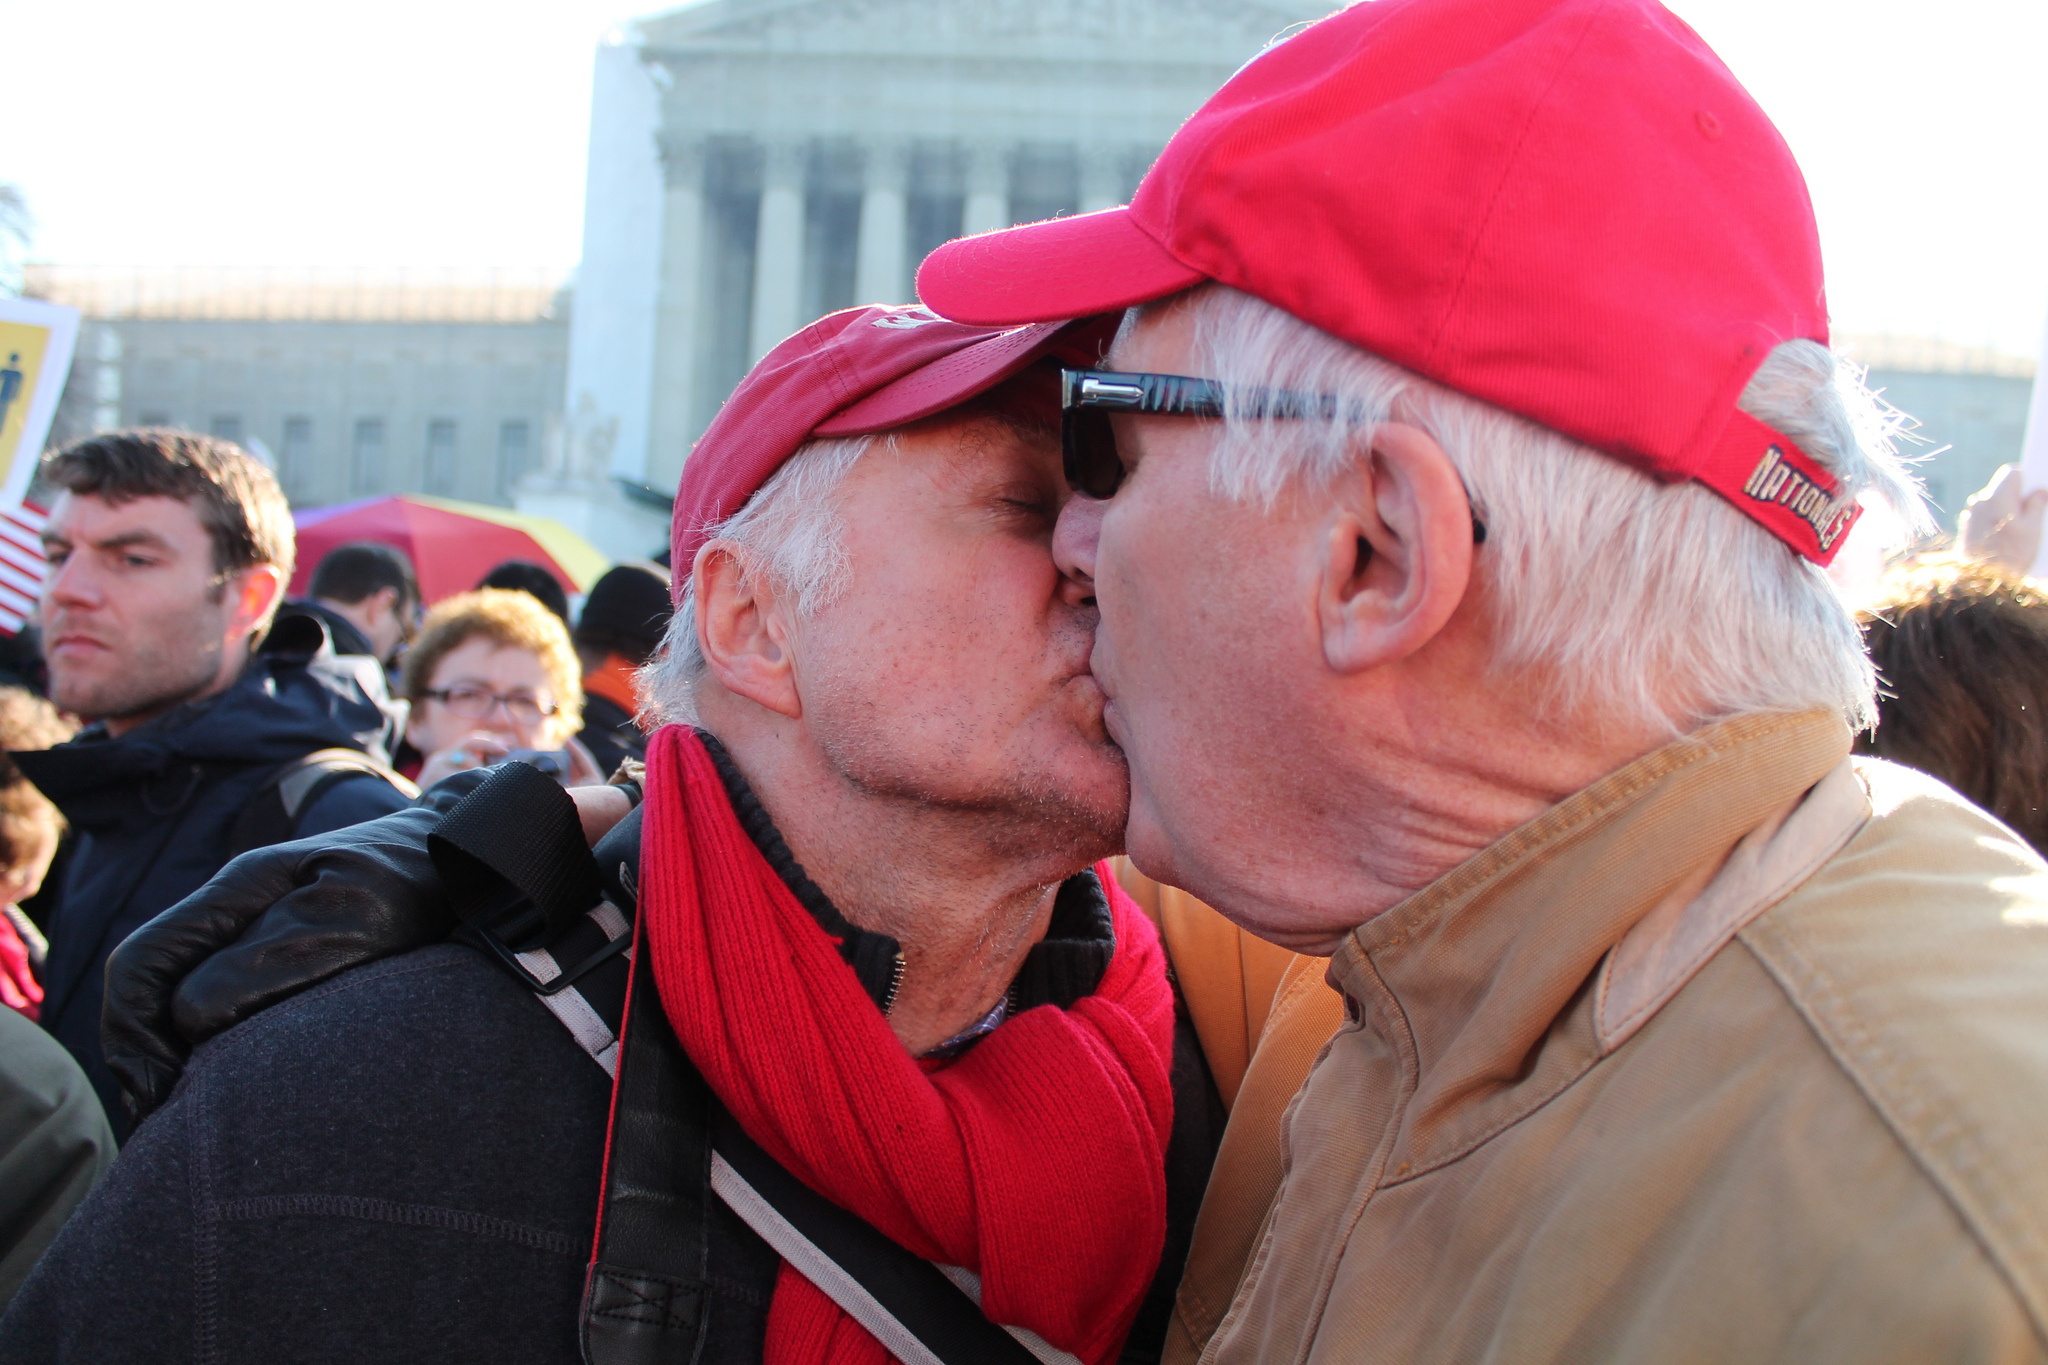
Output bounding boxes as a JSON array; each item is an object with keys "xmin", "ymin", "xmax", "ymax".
[
  {"xmin": 0, "ymin": 297, "xmax": 79, "ymax": 632},
  {"xmin": 0, "ymin": 296, "xmax": 80, "ymax": 509}
]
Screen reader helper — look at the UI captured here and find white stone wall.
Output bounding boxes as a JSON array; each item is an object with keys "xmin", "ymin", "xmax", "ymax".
[
  {"xmin": 566, "ymin": 36, "xmax": 667, "ymax": 493},
  {"xmin": 564, "ymin": 0, "xmax": 1333, "ymax": 528},
  {"xmin": 103, "ymin": 315, "xmax": 567, "ymax": 511}
]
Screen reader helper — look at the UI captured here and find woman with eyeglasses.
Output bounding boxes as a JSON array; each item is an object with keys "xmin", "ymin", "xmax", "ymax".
[{"xmin": 400, "ymin": 587, "xmax": 605, "ymax": 790}]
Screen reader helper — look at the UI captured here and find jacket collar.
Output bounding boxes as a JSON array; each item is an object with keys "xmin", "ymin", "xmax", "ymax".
[
  {"xmin": 1330, "ymin": 708, "xmax": 1852, "ymax": 1176},
  {"xmin": 13, "ymin": 640, "xmax": 403, "ymax": 831}
]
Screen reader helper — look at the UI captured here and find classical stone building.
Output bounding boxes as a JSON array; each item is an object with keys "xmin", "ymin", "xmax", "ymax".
[
  {"xmin": 30, "ymin": 265, "xmax": 569, "ymax": 512},
  {"xmin": 31, "ymin": 3, "xmax": 2034, "ymax": 565},
  {"xmin": 537, "ymin": 0, "xmax": 1331, "ymax": 553}
]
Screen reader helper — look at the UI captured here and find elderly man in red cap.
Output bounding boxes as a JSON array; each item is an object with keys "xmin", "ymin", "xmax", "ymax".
[
  {"xmin": 0, "ymin": 307, "xmax": 1216, "ymax": 1365},
  {"xmin": 911, "ymin": 0, "xmax": 2048, "ymax": 1361}
]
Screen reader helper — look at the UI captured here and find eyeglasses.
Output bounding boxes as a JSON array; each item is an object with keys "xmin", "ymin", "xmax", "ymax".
[
  {"xmin": 1058, "ymin": 367, "xmax": 1487, "ymax": 545},
  {"xmin": 1061, "ymin": 368, "xmax": 1336, "ymax": 499},
  {"xmin": 421, "ymin": 686, "xmax": 558, "ymax": 726}
]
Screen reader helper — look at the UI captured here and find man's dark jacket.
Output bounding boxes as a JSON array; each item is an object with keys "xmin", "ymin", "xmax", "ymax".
[
  {"xmin": 283, "ymin": 599, "xmax": 377, "ymax": 660},
  {"xmin": 0, "ymin": 1007, "xmax": 113, "ymax": 1308},
  {"xmin": 577, "ymin": 687, "xmax": 646, "ymax": 777},
  {"xmin": 11, "ymin": 624, "xmax": 413, "ymax": 1137},
  {"xmin": 0, "ymin": 744, "xmax": 1225, "ymax": 1363}
]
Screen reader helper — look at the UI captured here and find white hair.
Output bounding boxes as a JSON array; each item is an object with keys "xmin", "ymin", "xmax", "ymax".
[
  {"xmin": 1171, "ymin": 286, "xmax": 1928, "ymax": 734},
  {"xmin": 639, "ymin": 434, "xmax": 877, "ymax": 726}
]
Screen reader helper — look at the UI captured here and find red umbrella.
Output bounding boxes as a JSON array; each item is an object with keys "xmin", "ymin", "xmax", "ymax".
[{"xmin": 288, "ymin": 495, "xmax": 608, "ymax": 606}]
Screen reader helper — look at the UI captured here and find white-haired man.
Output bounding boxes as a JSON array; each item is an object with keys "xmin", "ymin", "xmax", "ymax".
[
  {"xmin": 2, "ymin": 309, "xmax": 1213, "ymax": 1365},
  {"xmin": 918, "ymin": 0, "xmax": 2048, "ymax": 1360}
]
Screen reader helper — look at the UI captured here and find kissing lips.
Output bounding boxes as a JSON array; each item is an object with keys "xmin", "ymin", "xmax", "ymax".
[{"xmin": 1101, "ymin": 697, "xmax": 1127, "ymax": 749}]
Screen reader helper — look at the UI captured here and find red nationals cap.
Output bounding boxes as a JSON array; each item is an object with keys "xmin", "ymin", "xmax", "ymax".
[
  {"xmin": 670, "ymin": 304, "xmax": 1106, "ymax": 584},
  {"xmin": 916, "ymin": 0, "xmax": 1860, "ymax": 565}
]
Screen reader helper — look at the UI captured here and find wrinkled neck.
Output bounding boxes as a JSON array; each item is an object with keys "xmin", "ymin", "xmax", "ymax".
[{"xmin": 697, "ymin": 720, "xmax": 1079, "ymax": 1056}]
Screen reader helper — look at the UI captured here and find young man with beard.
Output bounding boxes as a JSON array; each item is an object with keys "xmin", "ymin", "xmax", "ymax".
[
  {"xmin": 0, "ymin": 309, "xmax": 1220, "ymax": 1365},
  {"xmin": 12, "ymin": 432, "xmax": 414, "ymax": 1138}
]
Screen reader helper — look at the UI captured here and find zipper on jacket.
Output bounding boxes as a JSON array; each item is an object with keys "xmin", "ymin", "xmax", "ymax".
[{"xmin": 882, "ymin": 951, "xmax": 906, "ymax": 1016}]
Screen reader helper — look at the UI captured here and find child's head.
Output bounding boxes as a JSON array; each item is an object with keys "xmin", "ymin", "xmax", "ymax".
[{"xmin": 0, "ymin": 688, "xmax": 75, "ymax": 903}]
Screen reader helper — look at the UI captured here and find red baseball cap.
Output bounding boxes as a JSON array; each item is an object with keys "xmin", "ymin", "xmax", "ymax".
[
  {"xmin": 669, "ymin": 304, "xmax": 1109, "ymax": 584},
  {"xmin": 916, "ymin": 0, "xmax": 1861, "ymax": 565}
]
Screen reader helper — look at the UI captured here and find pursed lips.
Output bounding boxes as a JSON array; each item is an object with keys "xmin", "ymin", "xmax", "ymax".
[{"xmin": 45, "ymin": 629, "xmax": 109, "ymax": 657}]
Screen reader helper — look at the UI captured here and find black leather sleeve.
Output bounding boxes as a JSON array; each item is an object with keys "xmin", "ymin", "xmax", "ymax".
[{"xmin": 100, "ymin": 769, "xmax": 494, "ymax": 1125}]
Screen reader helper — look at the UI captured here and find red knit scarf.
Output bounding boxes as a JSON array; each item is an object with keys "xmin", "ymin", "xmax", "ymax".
[{"xmin": 639, "ymin": 725, "xmax": 1176, "ymax": 1365}]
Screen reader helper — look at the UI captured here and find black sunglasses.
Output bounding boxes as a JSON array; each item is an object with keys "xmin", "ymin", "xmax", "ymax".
[
  {"xmin": 1058, "ymin": 367, "xmax": 1486, "ymax": 543},
  {"xmin": 1060, "ymin": 368, "xmax": 1333, "ymax": 499}
]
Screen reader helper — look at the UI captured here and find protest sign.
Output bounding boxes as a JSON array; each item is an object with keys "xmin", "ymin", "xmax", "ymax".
[
  {"xmin": 0, "ymin": 297, "xmax": 79, "ymax": 630},
  {"xmin": 0, "ymin": 297, "xmax": 78, "ymax": 505}
]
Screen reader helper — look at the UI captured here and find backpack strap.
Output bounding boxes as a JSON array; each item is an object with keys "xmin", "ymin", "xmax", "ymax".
[
  {"xmin": 581, "ymin": 913, "xmax": 750, "ymax": 1364},
  {"xmin": 512, "ymin": 898, "xmax": 633, "ymax": 1075},
  {"xmin": 709, "ymin": 1103, "xmax": 1071, "ymax": 1365},
  {"xmin": 428, "ymin": 767, "xmax": 1075, "ymax": 1365},
  {"xmin": 226, "ymin": 748, "xmax": 420, "ymax": 859},
  {"xmin": 589, "ymin": 917, "xmax": 1060, "ymax": 1365},
  {"xmin": 428, "ymin": 762, "xmax": 635, "ymax": 1079}
]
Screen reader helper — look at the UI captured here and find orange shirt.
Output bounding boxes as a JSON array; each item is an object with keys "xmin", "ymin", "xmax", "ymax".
[{"xmin": 582, "ymin": 652, "xmax": 646, "ymax": 729}]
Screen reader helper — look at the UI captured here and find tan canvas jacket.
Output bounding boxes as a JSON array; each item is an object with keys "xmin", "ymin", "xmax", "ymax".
[
  {"xmin": 1111, "ymin": 863, "xmax": 1351, "ymax": 1365},
  {"xmin": 1202, "ymin": 708, "xmax": 2048, "ymax": 1364}
]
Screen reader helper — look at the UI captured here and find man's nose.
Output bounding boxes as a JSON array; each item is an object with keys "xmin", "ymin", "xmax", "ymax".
[
  {"xmin": 43, "ymin": 556, "xmax": 99, "ymax": 611},
  {"xmin": 1053, "ymin": 496, "xmax": 1106, "ymax": 599}
]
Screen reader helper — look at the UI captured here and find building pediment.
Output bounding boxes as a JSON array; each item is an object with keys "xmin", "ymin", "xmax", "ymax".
[{"xmin": 639, "ymin": 0, "xmax": 1334, "ymax": 66}]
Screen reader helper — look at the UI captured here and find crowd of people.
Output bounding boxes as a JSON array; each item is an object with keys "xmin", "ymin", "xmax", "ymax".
[
  {"xmin": 4, "ymin": 0, "xmax": 2048, "ymax": 1361},
  {"xmin": 0, "ymin": 430, "xmax": 672, "ymax": 1153}
]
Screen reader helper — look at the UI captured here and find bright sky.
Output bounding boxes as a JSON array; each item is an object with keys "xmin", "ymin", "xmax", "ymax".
[{"xmin": 4, "ymin": 0, "xmax": 2044, "ymax": 356}]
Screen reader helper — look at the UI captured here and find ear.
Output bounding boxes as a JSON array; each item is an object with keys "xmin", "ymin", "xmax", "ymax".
[
  {"xmin": 1317, "ymin": 421, "xmax": 1474, "ymax": 674},
  {"xmin": 228, "ymin": 564, "xmax": 287, "ymax": 643},
  {"xmin": 692, "ymin": 539, "xmax": 803, "ymax": 719}
]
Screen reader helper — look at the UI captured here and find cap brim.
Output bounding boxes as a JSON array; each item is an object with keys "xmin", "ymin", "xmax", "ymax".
[
  {"xmin": 815, "ymin": 316, "xmax": 1115, "ymax": 436},
  {"xmin": 916, "ymin": 206, "xmax": 1206, "ymax": 328}
]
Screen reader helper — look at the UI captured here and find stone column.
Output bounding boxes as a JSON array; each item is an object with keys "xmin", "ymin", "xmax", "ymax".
[
  {"xmin": 91, "ymin": 326, "xmax": 123, "ymax": 433},
  {"xmin": 962, "ymin": 142, "xmax": 1011, "ymax": 236},
  {"xmin": 854, "ymin": 140, "xmax": 911, "ymax": 305},
  {"xmin": 749, "ymin": 141, "xmax": 807, "ymax": 363},
  {"xmin": 648, "ymin": 133, "xmax": 707, "ymax": 486},
  {"xmin": 1079, "ymin": 145, "xmax": 1128, "ymax": 213}
]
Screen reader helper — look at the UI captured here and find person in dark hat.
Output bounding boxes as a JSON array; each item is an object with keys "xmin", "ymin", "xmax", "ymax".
[
  {"xmin": 476, "ymin": 559, "xmax": 569, "ymax": 625},
  {"xmin": 570, "ymin": 561, "xmax": 671, "ymax": 776}
]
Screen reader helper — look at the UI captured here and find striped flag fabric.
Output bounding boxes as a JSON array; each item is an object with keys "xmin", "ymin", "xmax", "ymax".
[{"xmin": 0, "ymin": 501, "xmax": 48, "ymax": 636}]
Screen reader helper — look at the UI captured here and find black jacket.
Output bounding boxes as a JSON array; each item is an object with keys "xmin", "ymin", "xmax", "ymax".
[
  {"xmin": 577, "ymin": 689, "xmax": 646, "ymax": 778},
  {"xmin": 12, "ymin": 629, "xmax": 414, "ymax": 1138},
  {"xmin": 282, "ymin": 600, "xmax": 378, "ymax": 660},
  {"xmin": 0, "ymin": 744, "xmax": 1225, "ymax": 1364},
  {"xmin": 0, "ymin": 1007, "xmax": 113, "ymax": 1309}
]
